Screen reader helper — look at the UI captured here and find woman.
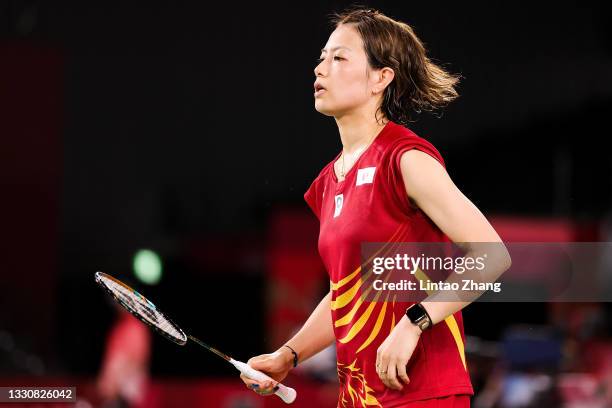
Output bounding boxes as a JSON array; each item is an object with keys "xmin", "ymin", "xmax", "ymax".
[{"xmin": 240, "ymin": 7, "xmax": 510, "ymax": 408}]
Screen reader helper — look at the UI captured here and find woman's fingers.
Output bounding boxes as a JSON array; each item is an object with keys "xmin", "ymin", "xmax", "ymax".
[
  {"xmin": 240, "ymin": 373, "xmax": 278, "ymax": 396},
  {"xmin": 252, "ymin": 384, "xmax": 280, "ymax": 396},
  {"xmin": 247, "ymin": 355, "xmax": 272, "ymax": 371},
  {"xmin": 241, "ymin": 355, "xmax": 274, "ymax": 390},
  {"xmin": 377, "ymin": 347, "xmax": 408, "ymax": 390},
  {"xmin": 240, "ymin": 373, "xmax": 264, "ymax": 389},
  {"xmin": 375, "ymin": 348, "xmax": 389, "ymax": 375},
  {"xmin": 383, "ymin": 361, "xmax": 403, "ymax": 390},
  {"xmin": 397, "ymin": 362, "xmax": 410, "ymax": 385},
  {"xmin": 250, "ymin": 382, "xmax": 279, "ymax": 396},
  {"xmin": 240, "ymin": 374, "xmax": 272, "ymax": 389}
]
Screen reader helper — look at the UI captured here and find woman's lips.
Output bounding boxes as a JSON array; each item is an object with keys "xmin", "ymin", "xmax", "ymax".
[{"xmin": 314, "ymin": 81, "xmax": 327, "ymax": 97}]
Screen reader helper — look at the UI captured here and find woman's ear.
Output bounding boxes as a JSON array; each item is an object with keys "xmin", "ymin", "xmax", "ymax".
[
  {"xmin": 373, "ymin": 67, "xmax": 395, "ymax": 94},
  {"xmin": 380, "ymin": 67, "xmax": 395, "ymax": 89}
]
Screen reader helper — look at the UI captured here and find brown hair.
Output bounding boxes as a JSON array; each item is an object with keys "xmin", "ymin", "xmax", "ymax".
[{"xmin": 330, "ymin": 6, "xmax": 460, "ymax": 125}]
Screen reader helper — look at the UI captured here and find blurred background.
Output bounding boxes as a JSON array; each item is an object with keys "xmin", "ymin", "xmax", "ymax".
[{"xmin": 1, "ymin": 1, "xmax": 612, "ymax": 407}]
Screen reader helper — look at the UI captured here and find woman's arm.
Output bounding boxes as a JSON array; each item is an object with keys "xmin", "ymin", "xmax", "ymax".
[
  {"xmin": 399, "ymin": 149, "xmax": 511, "ymax": 322},
  {"xmin": 240, "ymin": 290, "xmax": 335, "ymax": 394},
  {"xmin": 375, "ymin": 149, "xmax": 511, "ymax": 390},
  {"xmin": 285, "ymin": 290, "xmax": 336, "ymax": 363}
]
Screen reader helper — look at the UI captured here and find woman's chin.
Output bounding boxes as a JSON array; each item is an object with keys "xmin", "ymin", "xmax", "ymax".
[{"xmin": 314, "ymin": 103, "xmax": 337, "ymax": 117}]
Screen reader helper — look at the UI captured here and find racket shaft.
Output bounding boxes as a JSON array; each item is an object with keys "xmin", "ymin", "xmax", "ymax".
[
  {"xmin": 187, "ymin": 335, "xmax": 230, "ymax": 361},
  {"xmin": 231, "ymin": 359, "xmax": 297, "ymax": 404}
]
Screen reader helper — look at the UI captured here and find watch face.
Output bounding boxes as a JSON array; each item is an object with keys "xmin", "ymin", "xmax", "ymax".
[{"xmin": 407, "ymin": 304, "xmax": 426, "ymax": 322}]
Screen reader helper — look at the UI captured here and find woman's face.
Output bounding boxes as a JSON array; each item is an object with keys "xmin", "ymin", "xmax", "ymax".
[{"xmin": 314, "ymin": 24, "xmax": 380, "ymax": 118}]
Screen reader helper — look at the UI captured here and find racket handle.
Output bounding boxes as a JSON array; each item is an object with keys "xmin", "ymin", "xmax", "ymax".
[{"xmin": 231, "ymin": 359, "xmax": 297, "ymax": 404}]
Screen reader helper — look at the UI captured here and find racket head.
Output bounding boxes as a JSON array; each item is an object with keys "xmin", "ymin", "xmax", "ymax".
[{"xmin": 95, "ymin": 271, "xmax": 188, "ymax": 346}]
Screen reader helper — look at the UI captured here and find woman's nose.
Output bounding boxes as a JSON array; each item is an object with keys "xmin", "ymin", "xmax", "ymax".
[{"xmin": 314, "ymin": 60, "xmax": 326, "ymax": 77}]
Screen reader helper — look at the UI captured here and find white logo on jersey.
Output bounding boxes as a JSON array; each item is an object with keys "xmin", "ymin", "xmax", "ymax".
[
  {"xmin": 356, "ymin": 166, "xmax": 376, "ymax": 186},
  {"xmin": 333, "ymin": 194, "xmax": 344, "ymax": 218}
]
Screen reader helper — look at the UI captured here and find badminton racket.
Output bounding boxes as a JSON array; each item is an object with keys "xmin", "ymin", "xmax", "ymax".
[{"xmin": 94, "ymin": 271, "xmax": 296, "ymax": 404}]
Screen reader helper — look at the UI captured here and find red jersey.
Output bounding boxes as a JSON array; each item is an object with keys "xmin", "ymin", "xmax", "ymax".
[{"xmin": 304, "ymin": 121, "xmax": 473, "ymax": 407}]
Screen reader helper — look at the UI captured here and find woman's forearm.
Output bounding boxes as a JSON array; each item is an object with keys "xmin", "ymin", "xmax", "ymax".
[
  {"xmin": 422, "ymin": 242, "xmax": 512, "ymax": 325},
  {"xmin": 284, "ymin": 291, "xmax": 335, "ymax": 364}
]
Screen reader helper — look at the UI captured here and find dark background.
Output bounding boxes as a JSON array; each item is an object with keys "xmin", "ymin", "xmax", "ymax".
[{"xmin": 1, "ymin": 0, "xmax": 611, "ymax": 385}]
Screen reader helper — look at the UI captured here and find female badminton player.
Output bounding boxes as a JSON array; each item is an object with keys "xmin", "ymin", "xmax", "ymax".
[{"xmin": 240, "ymin": 7, "xmax": 511, "ymax": 407}]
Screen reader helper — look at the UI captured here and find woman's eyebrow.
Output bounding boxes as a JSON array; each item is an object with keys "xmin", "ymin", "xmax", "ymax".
[{"xmin": 320, "ymin": 46, "xmax": 351, "ymax": 53}]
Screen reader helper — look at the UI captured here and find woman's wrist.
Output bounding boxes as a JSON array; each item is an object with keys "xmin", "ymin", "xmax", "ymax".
[
  {"xmin": 277, "ymin": 345, "xmax": 298, "ymax": 368},
  {"xmin": 283, "ymin": 344, "xmax": 299, "ymax": 367},
  {"xmin": 399, "ymin": 315, "xmax": 423, "ymax": 336}
]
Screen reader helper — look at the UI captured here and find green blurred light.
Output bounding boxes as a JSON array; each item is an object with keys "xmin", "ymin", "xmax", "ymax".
[{"xmin": 133, "ymin": 249, "xmax": 162, "ymax": 285}]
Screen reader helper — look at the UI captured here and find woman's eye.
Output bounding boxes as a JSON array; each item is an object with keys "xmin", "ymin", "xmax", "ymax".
[{"xmin": 316, "ymin": 56, "xmax": 343, "ymax": 64}]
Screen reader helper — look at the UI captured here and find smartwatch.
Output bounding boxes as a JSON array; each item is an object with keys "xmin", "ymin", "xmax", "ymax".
[{"xmin": 405, "ymin": 303, "xmax": 432, "ymax": 332}]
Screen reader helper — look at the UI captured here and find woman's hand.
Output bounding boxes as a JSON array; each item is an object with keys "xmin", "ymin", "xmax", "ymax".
[
  {"xmin": 375, "ymin": 316, "xmax": 422, "ymax": 390},
  {"xmin": 240, "ymin": 347, "xmax": 294, "ymax": 396}
]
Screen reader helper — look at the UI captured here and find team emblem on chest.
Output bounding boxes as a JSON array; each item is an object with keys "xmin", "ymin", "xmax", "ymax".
[
  {"xmin": 333, "ymin": 194, "xmax": 344, "ymax": 218},
  {"xmin": 356, "ymin": 166, "xmax": 376, "ymax": 186},
  {"xmin": 332, "ymin": 167, "xmax": 376, "ymax": 218}
]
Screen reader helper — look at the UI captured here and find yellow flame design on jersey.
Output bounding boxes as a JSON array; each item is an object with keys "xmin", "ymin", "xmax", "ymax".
[
  {"xmin": 330, "ymin": 222, "xmax": 467, "ymax": 374},
  {"xmin": 414, "ymin": 267, "xmax": 467, "ymax": 369},
  {"xmin": 331, "ymin": 224, "xmax": 407, "ymax": 353},
  {"xmin": 337, "ymin": 360, "xmax": 382, "ymax": 408}
]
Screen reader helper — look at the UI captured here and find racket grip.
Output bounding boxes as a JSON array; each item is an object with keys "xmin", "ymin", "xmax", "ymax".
[{"xmin": 231, "ymin": 359, "xmax": 297, "ymax": 404}]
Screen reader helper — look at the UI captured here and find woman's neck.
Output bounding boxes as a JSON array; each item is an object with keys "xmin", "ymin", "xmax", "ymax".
[{"xmin": 335, "ymin": 113, "xmax": 388, "ymax": 154}]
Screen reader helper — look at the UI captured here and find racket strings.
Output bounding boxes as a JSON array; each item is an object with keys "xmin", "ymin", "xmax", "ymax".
[{"xmin": 101, "ymin": 275, "xmax": 186, "ymax": 343}]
